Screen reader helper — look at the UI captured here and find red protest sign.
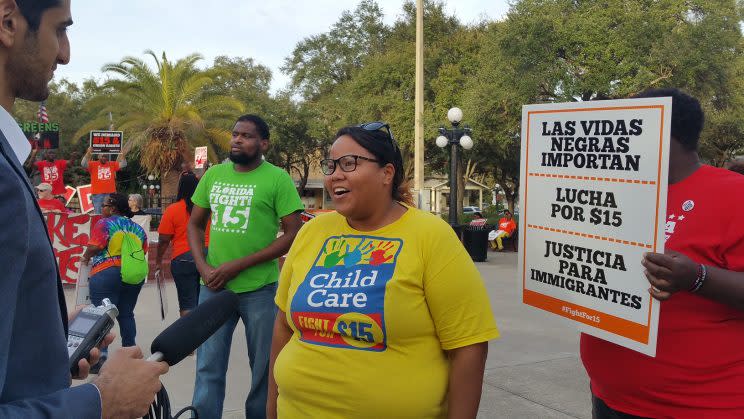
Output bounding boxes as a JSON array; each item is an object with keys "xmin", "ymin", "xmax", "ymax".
[
  {"xmin": 76, "ymin": 184, "xmax": 93, "ymax": 214},
  {"xmin": 63, "ymin": 185, "xmax": 76, "ymax": 205},
  {"xmin": 44, "ymin": 212, "xmax": 102, "ymax": 284}
]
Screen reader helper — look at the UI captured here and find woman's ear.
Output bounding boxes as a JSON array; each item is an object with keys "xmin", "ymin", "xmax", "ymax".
[{"xmin": 383, "ymin": 163, "xmax": 395, "ymax": 186}]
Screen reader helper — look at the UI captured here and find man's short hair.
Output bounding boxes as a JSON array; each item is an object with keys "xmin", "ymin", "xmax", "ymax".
[
  {"xmin": 16, "ymin": 0, "xmax": 61, "ymax": 32},
  {"xmin": 235, "ymin": 114, "xmax": 270, "ymax": 140},
  {"xmin": 633, "ymin": 88, "xmax": 704, "ymax": 151}
]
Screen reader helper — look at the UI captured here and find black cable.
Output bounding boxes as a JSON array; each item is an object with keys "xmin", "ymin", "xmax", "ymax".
[{"xmin": 144, "ymin": 384, "xmax": 198, "ymax": 419}]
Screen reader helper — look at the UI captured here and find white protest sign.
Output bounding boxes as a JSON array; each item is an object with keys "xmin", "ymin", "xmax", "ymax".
[
  {"xmin": 518, "ymin": 97, "xmax": 671, "ymax": 356},
  {"xmin": 194, "ymin": 146, "xmax": 208, "ymax": 169}
]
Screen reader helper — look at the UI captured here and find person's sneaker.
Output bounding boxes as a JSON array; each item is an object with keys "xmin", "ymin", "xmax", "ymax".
[{"xmin": 89, "ymin": 354, "xmax": 107, "ymax": 375}]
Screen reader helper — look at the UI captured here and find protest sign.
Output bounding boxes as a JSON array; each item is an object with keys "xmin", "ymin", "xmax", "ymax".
[
  {"xmin": 518, "ymin": 97, "xmax": 671, "ymax": 356},
  {"xmin": 90, "ymin": 130, "xmax": 123, "ymax": 154},
  {"xmin": 44, "ymin": 212, "xmax": 102, "ymax": 284},
  {"xmin": 194, "ymin": 146, "xmax": 208, "ymax": 169},
  {"xmin": 63, "ymin": 185, "xmax": 76, "ymax": 205},
  {"xmin": 77, "ymin": 184, "xmax": 93, "ymax": 214}
]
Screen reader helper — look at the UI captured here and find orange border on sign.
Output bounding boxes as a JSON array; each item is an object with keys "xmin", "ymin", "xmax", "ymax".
[
  {"xmin": 528, "ymin": 172, "xmax": 657, "ymax": 185},
  {"xmin": 528, "ymin": 224, "xmax": 652, "ymax": 249},
  {"xmin": 523, "ymin": 290, "xmax": 649, "ymax": 343},
  {"xmin": 523, "ymin": 105, "xmax": 665, "ymax": 345}
]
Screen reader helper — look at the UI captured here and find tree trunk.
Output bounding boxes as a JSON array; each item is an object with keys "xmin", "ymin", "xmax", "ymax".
[
  {"xmin": 160, "ymin": 169, "xmax": 180, "ymax": 204},
  {"xmin": 294, "ymin": 162, "xmax": 310, "ymax": 195}
]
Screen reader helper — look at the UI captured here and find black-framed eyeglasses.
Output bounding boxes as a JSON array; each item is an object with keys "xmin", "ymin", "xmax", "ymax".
[
  {"xmin": 358, "ymin": 121, "xmax": 395, "ymax": 142},
  {"xmin": 320, "ymin": 154, "xmax": 379, "ymax": 175}
]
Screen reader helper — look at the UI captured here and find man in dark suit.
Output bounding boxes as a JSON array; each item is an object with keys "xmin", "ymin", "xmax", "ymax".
[{"xmin": 0, "ymin": 1, "xmax": 168, "ymax": 417}]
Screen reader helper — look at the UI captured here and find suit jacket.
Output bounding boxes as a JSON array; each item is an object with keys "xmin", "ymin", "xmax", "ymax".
[{"xmin": 0, "ymin": 131, "xmax": 101, "ymax": 417}]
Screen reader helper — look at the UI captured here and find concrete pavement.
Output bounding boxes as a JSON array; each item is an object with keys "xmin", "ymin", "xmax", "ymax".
[{"xmin": 67, "ymin": 251, "xmax": 591, "ymax": 418}]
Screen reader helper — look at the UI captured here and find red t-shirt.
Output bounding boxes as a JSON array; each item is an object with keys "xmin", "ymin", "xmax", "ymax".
[
  {"xmin": 35, "ymin": 160, "xmax": 67, "ymax": 195},
  {"xmin": 38, "ymin": 198, "xmax": 68, "ymax": 213},
  {"xmin": 88, "ymin": 161, "xmax": 120, "ymax": 194},
  {"xmin": 158, "ymin": 200, "xmax": 210, "ymax": 259},
  {"xmin": 581, "ymin": 165, "xmax": 744, "ymax": 418}
]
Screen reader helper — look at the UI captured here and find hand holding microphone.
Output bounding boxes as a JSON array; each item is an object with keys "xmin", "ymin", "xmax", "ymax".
[{"xmin": 93, "ymin": 346, "xmax": 169, "ymax": 419}]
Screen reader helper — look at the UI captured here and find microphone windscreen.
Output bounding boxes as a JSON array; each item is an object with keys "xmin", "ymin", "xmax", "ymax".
[{"xmin": 150, "ymin": 290, "xmax": 239, "ymax": 366}]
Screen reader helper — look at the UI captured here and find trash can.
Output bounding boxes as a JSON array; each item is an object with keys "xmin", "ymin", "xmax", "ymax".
[{"xmin": 462, "ymin": 224, "xmax": 490, "ymax": 262}]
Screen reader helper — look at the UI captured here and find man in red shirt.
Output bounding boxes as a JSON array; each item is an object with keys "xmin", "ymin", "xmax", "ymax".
[
  {"xmin": 581, "ymin": 88, "xmax": 744, "ymax": 418},
  {"xmin": 82, "ymin": 146, "xmax": 128, "ymax": 214},
  {"xmin": 25, "ymin": 149, "xmax": 71, "ymax": 196},
  {"xmin": 35, "ymin": 182, "xmax": 67, "ymax": 213}
]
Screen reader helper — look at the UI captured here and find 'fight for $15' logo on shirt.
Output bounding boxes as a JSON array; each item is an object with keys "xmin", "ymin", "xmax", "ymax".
[{"xmin": 290, "ymin": 235, "xmax": 402, "ymax": 352}]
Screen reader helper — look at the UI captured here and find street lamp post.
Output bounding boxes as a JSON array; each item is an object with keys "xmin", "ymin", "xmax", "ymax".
[
  {"xmin": 141, "ymin": 174, "xmax": 161, "ymax": 208},
  {"xmin": 436, "ymin": 107, "xmax": 473, "ymax": 226}
]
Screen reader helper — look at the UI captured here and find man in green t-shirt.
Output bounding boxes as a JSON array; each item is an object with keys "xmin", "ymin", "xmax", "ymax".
[{"xmin": 188, "ymin": 114, "xmax": 303, "ymax": 419}]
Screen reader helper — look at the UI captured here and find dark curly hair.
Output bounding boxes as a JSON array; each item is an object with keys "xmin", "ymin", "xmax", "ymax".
[
  {"xmin": 633, "ymin": 88, "xmax": 704, "ymax": 151},
  {"xmin": 107, "ymin": 193, "xmax": 134, "ymax": 218},
  {"xmin": 334, "ymin": 126, "xmax": 413, "ymax": 206},
  {"xmin": 235, "ymin": 114, "xmax": 270, "ymax": 140}
]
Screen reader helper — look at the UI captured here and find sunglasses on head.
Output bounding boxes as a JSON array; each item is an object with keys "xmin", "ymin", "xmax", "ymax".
[
  {"xmin": 358, "ymin": 121, "xmax": 395, "ymax": 141},
  {"xmin": 357, "ymin": 121, "xmax": 402, "ymax": 155}
]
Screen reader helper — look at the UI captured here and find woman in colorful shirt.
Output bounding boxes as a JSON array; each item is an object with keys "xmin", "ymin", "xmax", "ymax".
[
  {"xmin": 82, "ymin": 193, "xmax": 148, "ymax": 348},
  {"xmin": 268, "ymin": 123, "xmax": 499, "ymax": 418}
]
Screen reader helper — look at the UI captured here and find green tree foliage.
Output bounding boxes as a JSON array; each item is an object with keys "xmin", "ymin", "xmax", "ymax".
[
  {"xmin": 21, "ymin": 0, "xmax": 743, "ymax": 212},
  {"xmin": 465, "ymin": 0, "xmax": 743, "ymax": 211},
  {"xmin": 75, "ymin": 51, "xmax": 244, "ymax": 197},
  {"xmin": 283, "ymin": 0, "xmax": 389, "ymax": 100},
  {"xmin": 264, "ymin": 95, "xmax": 323, "ymax": 193}
]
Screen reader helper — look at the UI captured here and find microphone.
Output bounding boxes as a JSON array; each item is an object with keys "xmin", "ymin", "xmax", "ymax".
[{"xmin": 147, "ymin": 290, "xmax": 239, "ymax": 365}]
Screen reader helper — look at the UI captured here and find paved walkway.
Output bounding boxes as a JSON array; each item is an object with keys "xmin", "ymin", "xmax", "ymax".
[{"xmin": 68, "ymin": 251, "xmax": 591, "ymax": 418}]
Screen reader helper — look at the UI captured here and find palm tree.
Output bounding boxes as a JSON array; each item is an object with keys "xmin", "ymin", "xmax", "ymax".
[{"xmin": 75, "ymin": 51, "xmax": 244, "ymax": 198}]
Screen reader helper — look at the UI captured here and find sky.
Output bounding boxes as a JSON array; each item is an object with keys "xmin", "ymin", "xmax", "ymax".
[{"xmin": 58, "ymin": 0, "xmax": 510, "ymax": 93}]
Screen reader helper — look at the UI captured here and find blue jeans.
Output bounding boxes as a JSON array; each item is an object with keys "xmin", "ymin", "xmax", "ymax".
[
  {"xmin": 170, "ymin": 251, "xmax": 200, "ymax": 311},
  {"xmin": 91, "ymin": 193, "xmax": 108, "ymax": 214},
  {"xmin": 192, "ymin": 283, "xmax": 277, "ymax": 419},
  {"xmin": 89, "ymin": 266, "xmax": 143, "ymax": 347}
]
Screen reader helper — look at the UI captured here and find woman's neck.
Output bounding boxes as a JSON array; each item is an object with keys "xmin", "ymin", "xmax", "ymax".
[{"xmin": 347, "ymin": 201, "xmax": 406, "ymax": 232}]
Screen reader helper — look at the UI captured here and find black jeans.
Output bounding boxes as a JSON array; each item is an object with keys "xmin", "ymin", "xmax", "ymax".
[
  {"xmin": 592, "ymin": 395, "xmax": 652, "ymax": 419},
  {"xmin": 170, "ymin": 251, "xmax": 200, "ymax": 311}
]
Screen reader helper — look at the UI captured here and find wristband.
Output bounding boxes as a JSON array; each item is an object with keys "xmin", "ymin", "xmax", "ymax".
[{"xmin": 690, "ymin": 264, "xmax": 707, "ymax": 293}]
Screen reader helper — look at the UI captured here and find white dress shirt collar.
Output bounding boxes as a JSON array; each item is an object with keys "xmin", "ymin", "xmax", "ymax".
[{"xmin": 0, "ymin": 104, "xmax": 30, "ymax": 163}]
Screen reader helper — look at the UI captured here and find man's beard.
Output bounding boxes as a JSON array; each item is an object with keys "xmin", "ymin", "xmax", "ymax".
[
  {"xmin": 7, "ymin": 33, "xmax": 50, "ymax": 102},
  {"xmin": 229, "ymin": 151, "xmax": 260, "ymax": 165}
]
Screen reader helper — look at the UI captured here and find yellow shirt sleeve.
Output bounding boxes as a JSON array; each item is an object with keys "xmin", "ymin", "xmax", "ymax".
[{"xmin": 423, "ymin": 221, "xmax": 500, "ymax": 350}]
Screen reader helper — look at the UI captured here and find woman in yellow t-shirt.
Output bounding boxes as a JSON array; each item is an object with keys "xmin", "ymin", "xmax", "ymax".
[{"xmin": 268, "ymin": 122, "xmax": 499, "ymax": 419}]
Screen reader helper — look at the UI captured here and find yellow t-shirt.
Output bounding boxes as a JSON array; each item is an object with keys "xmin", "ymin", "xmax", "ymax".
[{"xmin": 274, "ymin": 207, "xmax": 499, "ymax": 418}]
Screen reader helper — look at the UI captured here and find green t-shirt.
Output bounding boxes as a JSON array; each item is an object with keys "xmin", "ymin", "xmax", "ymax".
[{"xmin": 192, "ymin": 161, "xmax": 304, "ymax": 293}]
